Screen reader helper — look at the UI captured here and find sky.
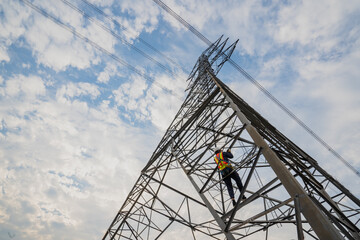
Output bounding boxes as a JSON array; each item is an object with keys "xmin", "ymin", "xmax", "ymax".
[{"xmin": 0, "ymin": 0, "xmax": 360, "ymax": 239}]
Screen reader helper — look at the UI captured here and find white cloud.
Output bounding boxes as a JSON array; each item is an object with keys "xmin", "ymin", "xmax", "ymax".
[
  {"xmin": 145, "ymin": 73, "xmax": 187, "ymax": 130},
  {"xmin": 97, "ymin": 62, "xmax": 121, "ymax": 83},
  {"xmin": 0, "ymin": 74, "xmax": 157, "ymax": 239},
  {"xmin": 112, "ymin": 72, "xmax": 187, "ymax": 130},
  {"xmin": 158, "ymin": 0, "xmax": 214, "ymax": 31},
  {"xmin": 274, "ymin": 0, "xmax": 360, "ymax": 48},
  {"xmin": 23, "ymin": 11, "xmax": 98, "ymax": 71},
  {"xmin": 0, "ymin": 45, "xmax": 10, "ymax": 62},
  {"xmin": 257, "ymin": 56, "xmax": 285, "ymax": 82},
  {"xmin": 87, "ymin": 0, "xmax": 115, "ymax": 7},
  {"xmin": 0, "ymin": 0, "xmax": 30, "ymax": 43},
  {"xmin": 156, "ymin": 0, "xmax": 274, "ymax": 56},
  {"xmin": 113, "ymin": 74, "xmax": 148, "ymax": 111},
  {"xmin": 2, "ymin": 74, "xmax": 46, "ymax": 99},
  {"xmin": 34, "ymin": 39, "xmax": 96, "ymax": 71},
  {"xmin": 34, "ymin": 0, "xmax": 84, "ymax": 29},
  {"xmin": 0, "ymin": 0, "xmax": 29, "ymax": 64},
  {"xmin": 0, "ymin": 0, "xmax": 119, "ymax": 72},
  {"xmin": 290, "ymin": 43, "xmax": 360, "ymax": 157},
  {"xmin": 115, "ymin": 0, "xmax": 160, "ymax": 41},
  {"xmin": 56, "ymin": 82, "xmax": 100, "ymax": 101},
  {"xmin": 22, "ymin": 63, "xmax": 31, "ymax": 69}
]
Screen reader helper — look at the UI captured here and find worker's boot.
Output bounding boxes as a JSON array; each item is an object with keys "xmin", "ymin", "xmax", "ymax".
[{"xmin": 232, "ymin": 199, "xmax": 236, "ymax": 206}]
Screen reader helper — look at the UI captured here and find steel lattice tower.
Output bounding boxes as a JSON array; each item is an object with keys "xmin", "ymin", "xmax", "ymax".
[{"xmin": 103, "ymin": 37, "xmax": 360, "ymax": 240}]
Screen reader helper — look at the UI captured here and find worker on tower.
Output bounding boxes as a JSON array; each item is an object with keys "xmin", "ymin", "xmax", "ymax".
[{"xmin": 214, "ymin": 147, "xmax": 246, "ymax": 206}]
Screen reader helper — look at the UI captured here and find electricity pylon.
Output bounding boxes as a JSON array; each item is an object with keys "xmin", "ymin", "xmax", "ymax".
[{"xmin": 103, "ymin": 37, "xmax": 360, "ymax": 240}]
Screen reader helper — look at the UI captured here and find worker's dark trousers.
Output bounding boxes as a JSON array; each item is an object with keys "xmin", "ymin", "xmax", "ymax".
[{"xmin": 223, "ymin": 170, "xmax": 244, "ymax": 199}]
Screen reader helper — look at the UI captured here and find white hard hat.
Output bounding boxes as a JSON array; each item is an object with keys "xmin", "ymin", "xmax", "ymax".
[{"xmin": 214, "ymin": 147, "xmax": 221, "ymax": 153}]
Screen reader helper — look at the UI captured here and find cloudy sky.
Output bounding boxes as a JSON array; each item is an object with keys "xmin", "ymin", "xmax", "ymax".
[{"xmin": 1, "ymin": 0, "xmax": 360, "ymax": 239}]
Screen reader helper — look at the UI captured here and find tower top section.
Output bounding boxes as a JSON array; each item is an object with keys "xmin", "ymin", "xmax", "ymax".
[{"xmin": 187, "ymin": 36, "xmax": 238, "ymax": 88}]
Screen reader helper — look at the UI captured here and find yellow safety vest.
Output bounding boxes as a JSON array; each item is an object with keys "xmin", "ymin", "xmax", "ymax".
[{"xmin": 214, "ymin": 152, "xmax": 229, "ymax": 170}]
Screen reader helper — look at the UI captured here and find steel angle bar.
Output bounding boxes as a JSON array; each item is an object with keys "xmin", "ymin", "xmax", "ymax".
[
  {"xmin": 172, "ymin": 95, "xmax": 225, "ymax": 154},
  {"xmin": 222, "ymin": 74, "xmax": 360, "ymax": 209},
  {"xmin": 225, "ymin": 147, "xmax": 263, "ymax": 232},
  {"xmin": 209, "ymin": 70, "xmax": 346, "ymax": 240},
  {"xmin": 187, "ymin": 112, "xmax": 237, "ymax": 174},
  {"xmin": 228, "ymin": 124, "xmax": 247, "ymax": 150},
  {"xmin": 199, "ymin": 166, "xmax": 220, "ymax": 194},
  {"xmin": 230, "ymin": 215, "xmax": 303, "ymax": 240},
  {"xmin": 171, "ymin": 146, "xmax": 237, "ymax": 240},
  {"xmin": 294, "ymin": 195, "xmax": 305, "ymax": 240},
  {"xmin": 246, "ymin": 186, "xmax": 294, "ymax": 209},
  {"xmin": 199, "ymin": 126, "xmax": 254, "ymax": 145},
  {"xmin": 180, "ymin": 113, "xmax": 232, "ymax": 169},
  {"xmin": 222, "ymin": 177, "xmax": 279, "ymax": 220},
  {"xmin": 140, "ymin": 198, "xmax": 220, "ymax": 239},
  {"xmin": 142, "ymin": 88, "xmax": 220, "ymax": 172},
  {"xmin": 200, "ymin": 165, "xmax": 249, "ymax": 197},
  {"xmin": 310, "ymin": 195, "xmax": 359, "ymax": 240},
  {"xmin": 199, "ymin": 128, "xmax": 245, "ymax": 194},
  {"xmin": 209, "ymin": 37, "xmax": 229, "ymax": 65},
  {"xmin": 143, "ymin": 154, "xmax": 174, "ymax": 175},
  {"xmin": 154, "ymin": 220, "xmax": 174, "ymax": 240},
  {"xmin": 142, "ymin": 173, "xmax": 207, "ymax": 208},
  {"xmin": 229, "ymin": 197, "xmax": 294, "ymax": 232},
  {"xmin": 274, "ymin": 151, "xmax": 324, "ymax": 191},
  {"xmin": 230, "ymin": 219, "xmax": 308, "ymax": 224},
  {"xmin": 213, "ymin": 40, "xmax": 239, "ymax": 75},
  {"xmin": 310, "ymin": 188, "xmax": 360, "ymax": 234},
  {"xmin": 103, "ymin": 174, "xmax": 155, "ymax": 240},
  {"xmin": 203, "ymin": 35, "xmax": 223, "ymax": 57}
]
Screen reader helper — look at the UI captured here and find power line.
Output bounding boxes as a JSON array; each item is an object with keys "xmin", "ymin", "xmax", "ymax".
[
  {"xmin": 153, "ymin": 0, "xmax": 211, "ymax": 46},
  {"xmin": 19, "ymin": 0, "xmax": 182, "ymax": 100},
  {"xmin": 59, "ymin": 0, "xmax": 180, "ymax": 80},
  {"xmin": 152, "ymin": 0, "xmax": 360, "ymax": 178},
  {"xmin": 78, "ymin": 0, "xmax": 189, "ymax": 74}
]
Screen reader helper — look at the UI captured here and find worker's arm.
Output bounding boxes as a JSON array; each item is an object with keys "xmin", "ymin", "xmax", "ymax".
[{"xmin": 223, "ymin": 151, "xmax": 233, "ymax": 159}]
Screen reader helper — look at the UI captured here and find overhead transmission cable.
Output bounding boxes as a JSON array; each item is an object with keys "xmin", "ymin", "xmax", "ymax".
[
  {"xmin": 59, "ymin": 0, "xmax": 181, "ymax": 80},
  {"xmin": 19, "ymin": 0, "xmax": 182, "ymax": 100},
  {"xmin": 78, "ymin": 0, "xmax": 189, "ymax": 74},
  {"xmin": 152, "ymin": 0, "xmax": 360, "ymax": 178}
]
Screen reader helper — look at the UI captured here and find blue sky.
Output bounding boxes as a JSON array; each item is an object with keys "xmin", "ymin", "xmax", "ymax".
[{"xmin": 1, "ymin": 0, "xmax": 360, "ymax": 239}]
